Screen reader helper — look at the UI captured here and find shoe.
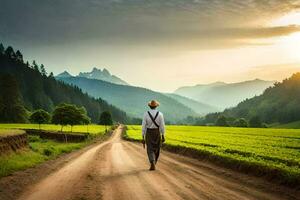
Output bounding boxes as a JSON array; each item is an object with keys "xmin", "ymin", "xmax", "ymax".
[{"xmin": 149, "ymin": 162, "xmax": 156, "ymax": 171}]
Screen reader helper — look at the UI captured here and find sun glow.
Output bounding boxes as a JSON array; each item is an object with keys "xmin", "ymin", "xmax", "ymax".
[
  {"xmin": 275, "ymin": 32, "xmax": 300, "ymax": 61},
  {"xmin": 269, "ymin": 11, "xmax": 300, "ymax": 61},
  {"xmin": 271, "ymin": 12, "xmax": 300, "ymax": 26}
]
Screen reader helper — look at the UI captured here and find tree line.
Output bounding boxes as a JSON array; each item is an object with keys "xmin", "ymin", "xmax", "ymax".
[
  {"xmin": 30, "ymin": 104, "xmax": 113, "ymax": 132},
  {"xmin": 180, "ymin": 114, "xmax": 265, "ymax": 128}
]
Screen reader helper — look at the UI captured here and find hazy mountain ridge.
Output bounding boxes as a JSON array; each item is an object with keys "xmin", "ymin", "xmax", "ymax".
[
  {"xmin": 165, "ymin": 93, "xmax": 219, "ymax": 116},
  {"xmin": 78, "ymin": 67, "xmax": 129, "ymax": 85},
  {"xmin": 57, "ymin": 67, "xmax": 128, "ymax": 86},
  {"xmin": 56, "ymin": 71, "xmax": 73, "ymax": 78},
  {"xmin": 222, "ymin": 73, "xmax": 300, "ymax": 124},
  {"xmin": 175, "ymin": 79, "xmax": 275, "ymax": 110},
  {"xmin": 58, "ymin": 76, "xmax": 198, "ymax": 122}
]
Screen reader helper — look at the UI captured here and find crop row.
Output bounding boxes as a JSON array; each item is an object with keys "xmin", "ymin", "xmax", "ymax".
[{"xmin": 125, "ymin": 125, "xmax": 300, "ymax": 186}]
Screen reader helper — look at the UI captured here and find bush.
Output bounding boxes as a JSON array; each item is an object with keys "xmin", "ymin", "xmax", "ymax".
[
  {"xmin": 215, "ymin": 116, "xmax": 229, "ymax": 127},
  {"xmin": 28, "ymin": 135, "xmax": 41, "ymax": 143},
  {"xmin": 43, "ymin": 148, "xmax": 53, "ymax": 156},
  {"xmin": 233, "ymin": 118, "xmax": 248, "ymax": 127},
  {"xmin": 262, "ymin": 123, "xmax": 268, "ymax": 128}
]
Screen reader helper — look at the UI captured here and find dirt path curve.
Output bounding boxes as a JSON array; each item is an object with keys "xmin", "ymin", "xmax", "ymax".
[{"xmin": 18, "ymin": 126, "xmax": 299, "ymax": 200}]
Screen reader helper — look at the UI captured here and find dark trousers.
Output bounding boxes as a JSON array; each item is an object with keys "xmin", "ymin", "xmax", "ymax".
[{"xmin": 145, "ymin": 128, "xmax": 161, "ymax": 163}]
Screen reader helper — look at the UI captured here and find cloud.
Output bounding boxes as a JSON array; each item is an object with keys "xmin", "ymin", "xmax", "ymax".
[
  {"xmin": 246, "ymin": 63, "xmax": 300, "ymax": 81},
  {"xmin": 1, "ymin": 0, "xmax": 300, "ymax": 50},
  {"xmin": 200, "ymin": 25, "xmax": 300, "ymax": 39}
]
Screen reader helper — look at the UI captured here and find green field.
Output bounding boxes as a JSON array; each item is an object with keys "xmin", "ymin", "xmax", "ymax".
[
  {"xmin": 0, "ymin": 124, "xmax": 107, "ymax": 136},
  {"xmin": 0, "ymin": 124, "xmax": 109, "ymax": 177},
  {"xmin": 272, "ymin": 121, "xmax": 300, "ymax": 129},
  {"xmin": 125, "ymin": 125, "xmax": 300, "ymax": 185}
]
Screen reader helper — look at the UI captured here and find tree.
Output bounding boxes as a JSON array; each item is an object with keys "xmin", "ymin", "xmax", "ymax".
[
  {"xmin": 15, "ymin": 50, "xmax": 23, "ymax": 62},
  {"xmin": 79, "ymin": 107, "xmax": 91, "ymax": 134},
  {"xmin": 249, "ymin": 116, "xmax": 262, "ymax": 128},
  {"xmin": 215, "ymin": 115, "xmax": 229, "ymax": 127},
  {"xmin": 30, "ymin": 109, "xmax": 51, "ymax": 130},
  {"xmin": 0, "ymin": 74, "xmax": 27, "ymax": 123},
  {"xmin": 5, "ymin": 46, "xmax": 16, "ymax": 59},
  {"xmin": 48, "ymin": 72, "xmax": 54, "ymax": 78},
  {"xmin": 129, "ymin": 117, "xmax": 142, "ymax": 125},
  {"xmin": 99, "ymin": 111, "xmax": 113, "ymax": 132},
  {"xmin": 233, "ymin": 118, "xmax": 248, "ymax": 127},
  {"xmin": 25, "ymin": 61, "xmax": 30, "ymax": 68},
  {"xmin": 205, "ymin": 112, "xmax": 221, "ymax": 124},
  {"xmin": 40, "ymin": 64, "xmax": 47, "ymax": 76},
  {"xmin": 51, "ymin": 103, "xmax": 90, "ymax": 133},
  {"xmin": 194, "ymin": 117, "xmax": 205, "ymax": 126},
  {"xmin": 32, "ymin": 60, "xmax": 39, "ymax": 72},
  {"xmin": 0, "ymin": 43, "xmax": 4, "ymax": 54}
]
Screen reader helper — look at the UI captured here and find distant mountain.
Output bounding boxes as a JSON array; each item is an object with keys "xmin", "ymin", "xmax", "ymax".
[
  {"xmin": 223, "ymin": 73, "xmax": 300, "ymax": 124},
  {"xmin": 78, "ymin": 67, "xmax": 128, "ymax": 85},
  {"xmin": 175, "ymin": 79, "xmax": 275, "ymax": 110},
  {"xmin": 56, "ymin": 71, "xmax": 73, "ymax": 78},
  {"xmin": 165, "ymin": 93, "xmax": 219, "ymax": 116},
  {"xmin": 58, "ymin": 77, "xmax": 197, "ymax": 122},
  {"xmin": 0, "ymin": 45, "xmax": 129, "ymax": 123}
]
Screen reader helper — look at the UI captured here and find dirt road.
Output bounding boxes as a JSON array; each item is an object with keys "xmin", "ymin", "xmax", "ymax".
[{"xmin": 15, "ymin": 126, "xmax": 299, "ymax": 200}]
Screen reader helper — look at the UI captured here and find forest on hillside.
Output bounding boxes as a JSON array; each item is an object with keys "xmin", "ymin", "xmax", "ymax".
[
  {"xmin": 191, "ymin": 73, "xmax": 300, "ymax": 127},
  {"xmin": 0, "ymin": 43, "xmax": 129, "ymax": 123},
  {"xmin": 223, "ymin": 73, "xmax": 300, "ymax": 124}
]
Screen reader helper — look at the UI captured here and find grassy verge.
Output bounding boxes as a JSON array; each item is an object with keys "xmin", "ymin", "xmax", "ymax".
[
  {"xmin": 0, "ymin": 125, "xmax": 113, "ymax": 178},
  {"xmin": 0, "ymin": 135, "xmax": 85, "ymax": 177},
  {"xmin": 123, "ymin": 125, "xmax": 300, "ymax": 187}
]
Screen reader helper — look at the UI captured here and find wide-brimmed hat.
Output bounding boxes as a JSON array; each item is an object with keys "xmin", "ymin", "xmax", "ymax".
[{"xmin": 148, "ymin": 100, "xmax": 160, "ymax": 107}]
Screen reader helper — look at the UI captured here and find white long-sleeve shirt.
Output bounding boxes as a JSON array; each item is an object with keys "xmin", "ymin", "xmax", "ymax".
[{"xmin": 142, "ymin": 109, "xmax": 165, "ymax": 137}]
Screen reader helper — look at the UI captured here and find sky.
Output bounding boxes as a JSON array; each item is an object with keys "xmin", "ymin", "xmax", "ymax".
[{"xmin": 1, "ymin": 0, "xmax": 300, "ymax": 92}]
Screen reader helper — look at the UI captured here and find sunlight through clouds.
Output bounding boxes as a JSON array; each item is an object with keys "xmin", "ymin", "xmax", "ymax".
[
  {"xmin": 277, "ymin": 32, "xmax": 300, "ymax": 61},
  {"xmin": 1, "ymin": 0, "xmax": 300, "ymax": 91},
  {"xmin": 271, "ymin": 11, "xmax": 300, "ymax": 26}
]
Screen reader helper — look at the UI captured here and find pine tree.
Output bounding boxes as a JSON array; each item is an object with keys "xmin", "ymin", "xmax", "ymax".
[
  {"xmin": 40, "ymin": 64, "xmax": 47, "ymax": 76},
  {"xmin": 0, "ymin": 43, "xmax": 4, "ymax": 54},
  {"xmin": 32, "ymin": 60, "xmax": 40, "ymax": 72},
  {"xmin": 4, "ymin": 46, "xmax": 16, "ymax": 59},
  {"xmin": 0, "ymin": 74, "xmax": 27, "ymax": 123},
  {"xmin": 26, "ymin": 61, "xmax": 30, "ymax": 68},
  {"xmin": 49, "ymin": 72, "xmax": 54, "ymax": 78},
  {"xmin": 15, "ymin": 50, "xmax": 23, "ymax": 62}
]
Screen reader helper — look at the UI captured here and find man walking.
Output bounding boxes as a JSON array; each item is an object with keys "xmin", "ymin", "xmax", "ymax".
[{"xmin": 142, "ymin": 100, "xmax": 165, "ymax": 171}]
